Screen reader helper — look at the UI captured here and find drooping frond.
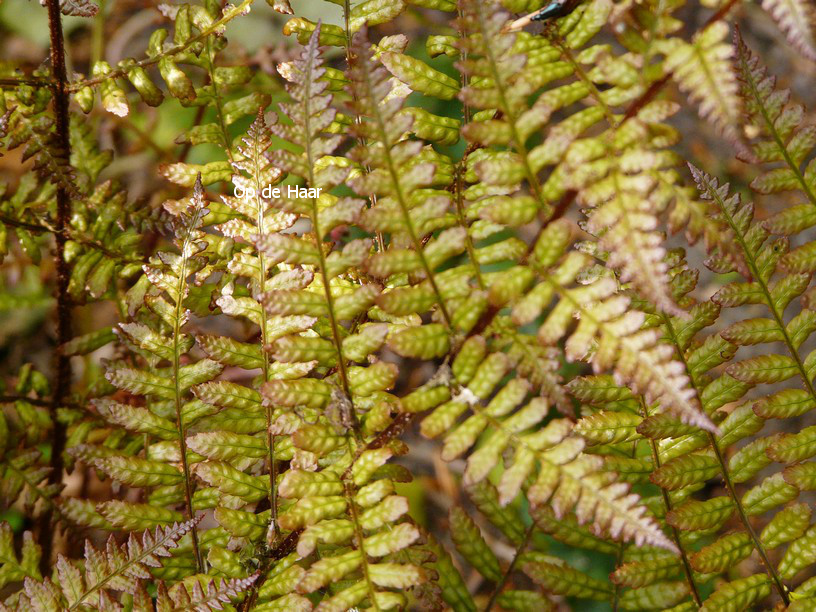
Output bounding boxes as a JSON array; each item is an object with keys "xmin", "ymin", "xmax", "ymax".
[
  {"xmin": 661, "ymin": 22, "xmax": 742, "ymax": 144},
  {"xmin": 516, "ymin": 220, "xmax": 714, "ymax": 432},
  {"xmin": 761, "ymin": 0, "xmax": 816, "ymax": 61},
  {"xmin": 419, "ymin": 341, "xmax": 679, "ymax": 552}
]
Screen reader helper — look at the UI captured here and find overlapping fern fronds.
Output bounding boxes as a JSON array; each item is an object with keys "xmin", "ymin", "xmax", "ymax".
[{"xmin": 4, "ymin": 0, "xmax": 816, "ymax": 609}]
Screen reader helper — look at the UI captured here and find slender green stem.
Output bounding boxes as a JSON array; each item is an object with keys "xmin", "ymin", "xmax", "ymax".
[
  {"xmin": 612, "ymin": 543, "xmax": 624, "ymax": 612},
  {"xmin": 246, "ymin": 119, "xmax": 278, "ymax": 533},
  {"xmin": 91, "ymin": 0, "xmax": 108, "ymax": 65},
  {"xmin": 710, "ymin": 432, "xmax": 788, "ymax": 604},
  {"xmin": 204, "ymin": 37, "xmax": 234, "ymax": 162}
]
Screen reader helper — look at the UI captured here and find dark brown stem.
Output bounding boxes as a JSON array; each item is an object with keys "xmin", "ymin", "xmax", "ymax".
[
  {"xmin": 704, "ymin": 0, "xmax": 741, "ymax": 28},
  {"xmin": 43, "ymin": 0, "xmax": 73, "ymax": 573},
  {"xmin": 484, "ymin": 523, "xmax": 535, "ymax": 612}
]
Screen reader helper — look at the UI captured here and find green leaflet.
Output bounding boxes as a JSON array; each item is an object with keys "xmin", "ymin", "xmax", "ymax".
[
  {"xmin": 574, "ymin": 410, "xmax": 642, "ymax": 445},
  {"xmin": 761, "ymin": 502, "xmax": 811, "ymax": 548},
  {"xmin": 667, "ymin": 497, "xmax": 734, "ymax": 531},
  {"xmin": 700, "ymin": 574, "xmax": 773, "ymax": 612},
  {"xmin": 690, "ymin": 532, "xmax": 753, "ymax": 573},
  {"xmin": 94, "ymin": 456, "xmax": 184, "ymax": 487},
  {"xmin": 449, "ymin": 507, "xmax": 502, "ymax": 582},
  {"xmin": 651, "ymin": 452, "xmax": 719, "ymax": 490},
  {"xmin": 388, "ymin": 324, "xmax": 450, "ymax": 359},
  {"xmin": 780, "ymin": 525, "xmax": 816, "ymax": 579},
  {"xmin": 194, "ymin": 461, "xmax": 269, "ymax": 502},
  {"xmin": 727, "ymin": 354, "xmax": 799, "ymax": 384},
  {"xmin": 523, "ymin": 557, "xmax": 613, "ymax": 600},
  {"xmin": 768, "ymin": 426, "xmax": 816, "ymax": 462},
  {"xmin": 381, "ymin": 52, "xmax": 459, "ymax": 100},
  {"xmin": 611, "ymin": 555, "xmax": 681, "ymax": 588},
  {"xmin": 618, "ymin": 582, "xmax": 689, "ymax": 611}
]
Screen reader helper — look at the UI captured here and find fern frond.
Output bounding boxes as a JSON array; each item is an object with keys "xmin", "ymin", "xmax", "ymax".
[
  {"xmin": 457, "ymin": 0, "xmax": 555, "ymax": 214},
  {"xmin": 421, "ymin": 336, "xmax": 680, "ymax": 552},
  {"xmin": 156, "ymin": 573, "xmax": 260, "ymax": 611},
  {"xmin": 277, "ymin": 446, "xmax": 427, "ymax": 610},
  {"xmin": 735, "ymin": 31, "xmax": 816, "ymax": 209},
  {"xmin": 690, "ymin": 165, "xmax": 816, "ymax": 406},
  {"xmin": 16, "ymin": 518, "xmax": 199, "ymax": 610},
  {"xmin": 0, "ymin": 525, "xmax": 41, "ymax": 590},
  {"xmin": 2, "ymin": 94, "xmax": 78, "ymax": 198},
  {"xmin": 761, "ymin": 0, "xmax": 816, "ymax": 61},
  {"xmin": 43, "ymin": 0, "xmax": 99, "ymax": 17},
  {"xmin": 566, "ymin": 103, "xmax": 687, "ymax": 316},
  {"xmin": 257, "ymin": 24, "xmax": 373, "ymax": 430},
  {"xmin": 87, "ymin": 178, "xmax": 226, "ymax": 577},
  {"xmin": 662, "ymin": 22, "xmax": 742, "ymax": 144},
  {"xmin": 347, "ymin": 27, "xmax": 458, "ymax": 330},
  {"xmin": 521, "ymin": 221, "xmax": 714, "ymax": 431},
  {"xmin": 0, "ymin": 371, "xmax": 64, "ymax": 520}
]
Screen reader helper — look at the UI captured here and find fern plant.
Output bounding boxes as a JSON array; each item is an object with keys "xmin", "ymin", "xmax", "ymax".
[{"xmin": 4, "ymin": 0, "xmax": 816, "ymax": 609}]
